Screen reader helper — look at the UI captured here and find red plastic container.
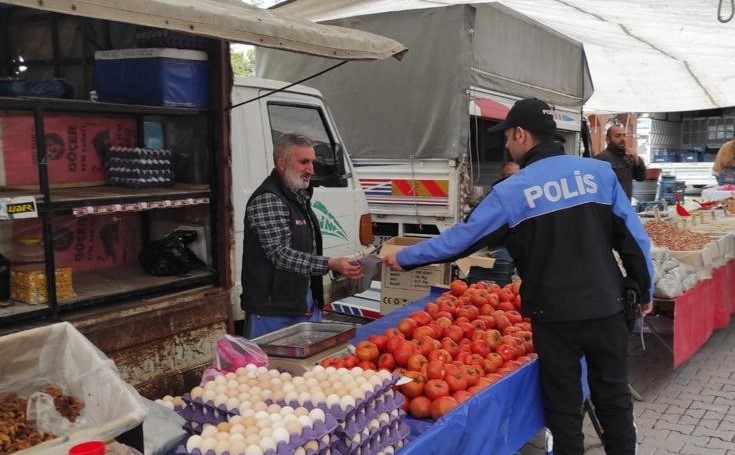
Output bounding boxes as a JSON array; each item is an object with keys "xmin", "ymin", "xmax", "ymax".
[{"xmin": 69, "ymin": 441, "xmax": 106, "ymax": 455}]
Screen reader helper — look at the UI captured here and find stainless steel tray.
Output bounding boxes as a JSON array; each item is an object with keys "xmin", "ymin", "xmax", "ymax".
[{"xmin": 251, "ymin": 321, "xmax": 358, "ymax": 358}]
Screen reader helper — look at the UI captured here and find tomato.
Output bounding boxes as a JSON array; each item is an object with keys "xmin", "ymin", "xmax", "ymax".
[
  {"xmin": 502, "ymin": 325, "xmax": 523, "ymax": 336},
  {"xmin": 343, "ymin": 354, "xmax": 358, "ymax": 368},
  {"xmin": 485, "ymin": 352, "xmax": 504, "ymax": 372},
  {"xmin": 457, "ymin": 321, "xmax": 476, "ymax": 339},
  {"xmin": 384, "ymin": 327, "xmax": 405, "ymax": 339},
  {"xmin": 456, "ymin": 305, "xmax": 479, "ymax": 321},
  {"xmin": 463, "ymin": 365, "xmax": 482, "ymax": 386},
  {"xmin": 397, "ymin": 318, "xmax": 419, "ymax": 338},
  {"xmin": 444, "ymin": 370, "xmax": 468, "ymax": 392},
  {"xmin": 449, "ymin": 279, "xmax": 469, "ymax": 297},
  {"xmin": 505, "ymin": 310, "xmax": 523, "ymax": 324},
  {"xmin": 440, "ymin": 337, "xmax": 461, "ymax": 358},
  {"xmin": 485, "ymin": 329, "xmax": 503, "ymax": 349},
  {"xmin": 427, "ymin": 322, "xmax": 444, "ymax": 339},
  {"xmin": 406, "ymin": 353, "xmax": 428, "ymax": 372},
  {"xmin": 399, "ymin": 392, "xmax": 410, "ymax": 411},
  {"xmin": 470, "ymin": 293, "xmax": 488, "ymax": 307},
  {"xmin": 470, "ymin": 319, "xmax": 487, "ymax": 331},
  {"xmin": 501, "ymin": 335, "xmax": 526, "ymax": 356},
  {"xmin": 408, "ymin": 396, "xmax": 433, "ymax": 419},
  {"xmin": 486, "ymin": 293, "xmax": 500, "ymax": 307},
  {"xmin": 494, "ymin": 314, "xmax": 512, "ymax": 332},
  {"xmin": 355, "ymin": 341, "xmax": 379, "ymax": 362},
  {"xmin": 503, "ymin": 359, "xmax": 523, "ymax": 371},
  {"xmin": 430, "ymin": 396, "xmax": 459, "ymax": 420},
  {"xmin": 410, "ymin": 310, "xmax": 433, "ymax": 326},
  {"xmin": 470, "ymin": 339, "xmax": 492, "ymax": 358},
  {"xmin": 426, "ymin": 359, "xmax": 447, "ymax": 380},
  {"xmin": 516, "ymin": 355, "xmax": 532, "ymax": 365},
  {"xmin": 399, "ymin": 371, "xmax": 426, "ymax": 399},
  {"xmin": 377, "ymin": 352, "xmax": 396, "ymax": 371},
  {"xmin": 443, "ymin": 325, "xmax": 464, "ymax": 343},
  {"xmin": 385, "ymin": 335, "xmax": 405, "ymax": 354},
  {"xmin": 358, "ymin": 360, "xmax": 376, "ymax": 370},
  {"xmin": 392, "ymin": 340, "xmax": 418, "ymax": 367},
  {"xmin": 478, "ymin": 314, "xmax": 496, "ymax": 328},
  {"xmin": 414, "ymin": 335, "xmax": 440, "ymax": 357},
  {"xmin": 496, "ymin": 300, "xmax": 516, "ymax": 312},
  {"xmin": 412, "ymin": 325, "xmax": 436, "ymax": 340},
  {"xmin": 434, "ymin": 316, "xmax": 453, "ymax": 329},
  {"xmin": 495, "ymin": 343, "xmax": 517, "ymax": 362},
  {"xmin": 452, "ymin": 390, "xmax": 472, "ymax": 404},
  {"xmin": 424, "ymin": 302, "xmax": 439, "ymax": 317},
  {"xmin": 513, "ymin": 321, "xmax": 532, "ymax": 332},
  {"xmin": 427, "ymin": 349, "xmax": 452, "ymax": 363},
  {"xmin": 424, "ymin": 379, "xmax": 451, "ymax": 400},
  {"xmin": 367, "ymin": 334, "xmax": 388, "ymax": 351}
]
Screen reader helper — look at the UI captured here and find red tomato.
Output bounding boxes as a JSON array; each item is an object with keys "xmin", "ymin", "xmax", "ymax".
[
  {"xmin": 355, "ymin": 341, "xmax": 379, "ymax": 362},
  {"xmin": 377, "ymin": 352, "xmax": 396, "ymax": 371},
  {"xmin": 449, "ymin": 279, "xmax": 469, "ymax": 297},
  {"xmin": 392, "ymin": 340, "xmax": 418, "ymax": 367},
  {"xmin": 495, "ymin": 343, "xmax": 517, "ymax": 362},
  {"xmin": 430, "ymin": 396, "xmax": 459, "ymax": 420},
  {"xmin": 399, "ymin": 371, "xmax": 426, "ymax": 399},
  {"xmin": 367, "ymin": 334, "xmax": 388, "ymax": 351},
  {"xmin": 357, "ymin": 360, "xmax": 376, "ymax": 370},
  {"xmin": 412, "ymin": 325, "xmax": 436, "ymax": 340},
  {"xmin": 444, "ymin": 370, "xmax": 468, "ymax": 392},
  {"xmin": 426, "ymin": 359, "xmax": 447, "ymax": 380},
  {"xmin": 409, "ymin": 310, "xmax": 433, "ymax": 326},
  {"xmin": 424, "ymin": 379, "xmax": 451, "ymax": 400},
  {"xmin": 406, "ymin": 353, "xmax": 428, "ymax": 372},
  {"xmin": 505, "ymin": 310, "xmax": 523, "ymax": 324},
  {"xmin": 397, "ymin": 318, "xmax": 419, "ymax": 338},
  {"xmin": 452, "ymin": 390, "xmax": 472, "ymax": 404},
  {"xmin": 408, "ymin": 396, "xmax": 433, "ymax": 419},
  {"xmin": 427, "ymin": 349, "xmax": 452, "ymax": 363}
]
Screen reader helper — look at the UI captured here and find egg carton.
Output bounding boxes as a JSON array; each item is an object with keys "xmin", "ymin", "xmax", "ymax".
[
  {"xmin": 178, "ymin": 407, "xmax": 227, "ymax": 429},
  {"xmin": 182, "ymin": 393, "xmax": 236, "ymax": 421},
  {"xmin": 370, "ymin": 390, "xmax": 404, "ymax": 414}
]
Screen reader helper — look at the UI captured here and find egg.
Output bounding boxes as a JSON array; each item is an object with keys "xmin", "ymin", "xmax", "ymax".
[
  {"xmin": 173, "ymin": 396, "xmax": 185, "ymax": 407},
  {"xmin": 255, "ymin": 410, "xmax": 270, "ymax": 421},
  {"xmin": 308, "ymin": 408, "xmax": 326, "ymax": 424},
  {"xmin": 304, "ymin": 439, "xmax": 319, "ymax": 451},
  {"xmin": 283, "ymin": 414, "xmax": 297, "ymax": 423},
  {"xmin": 252, "ymin": 401, "xmax": 268, "ymax": 412},
  {"xmin": 238, "ymin": 403, "xmax": 253, "ymax": 415},
  {"xmin": 294, "ymin": 407, "xmax": 309, "ymax": 417},
  {"xmin": 229, "ymin": 440, "xmax": 248, "ymax": 455},
  {"xmin": 185, "ymin": 435, "xmax": 203, "ymax": 453},
  {"xmin": 285, "ymin": 391, "xmax": 299, "ymax": 404},
  {"xmin": 297, "ymin": 391, "xmax": 311, "ymax": 405},
  {"xmin": 244, "ymin": 444, "xmax": 264, "ymax": 455},
  {"xmin": 244, "ymin": 433, "xmax": 261, "ymax": 446},
  {"xmin": 294, "ymin": 447, "xmax": 306, "ymax": 455},
  {"xmin": 337, "ymin": 367, "xmax": 350, "ymax": 376},
  {"xmin": 390, "ymin": 409, "xmax": 399, "ymax": 419},
  {"xmin": 241, "ymin": 415, "xmax": 258, "ymax": 428},
  {"xmin": 200, "ymin": 437, "xmax": 218, "ymax": 454},
  {"xmin": 259, "ymin": 388, "xmax": 274, "ymax": 401},
  {"xmin": 216, "ymin": 431, "xmax": 231, "ymax": 442},
  {"xmin": 297, "ymin": 415, "xmax": 313, "ymax": 428},
  {"xmin": 227, "ymin": 379, "xmax": 240, "ymax": 390},
  {"xmin": 278, "ymin": 371, "xmax": 292, "ymax": 381},
  {"xmin": 326, "ymin": 394, "xmax": 340, "ymax": 408},
  {"xmin": 285, "ymin": 420, "xmax": 302, "ymax": 436},
  {"xmin": 259, "ymin": 436, "xmax": 277, "ymax": 452},
  {"xmin": 310, "ymin": 390, "xmax": 327, "ymax": 404},
  {"xmin": 258, "ymin": 427, "xmax": 273, "ymax": 438},
  {"xmin": 201, "ymin": 425, "xmax": 219, "ymax": 439},
  {"xmin": 245, "ymin": 363, "xmax": 258, "ymax": 372},
  {"xmin": 190, "ymin": 386, "xmax": 205, "ymax": 399},
  {"xmin": 202, "ymin": 389, "xmax": 217, "ymax": 403},
  {"xmin": 245, "ymin": 426, "xmax": 261, "ymax": 437},
  {"xmin": 272, "ymin": 426, "xmax": 290, "ymax": 444},
  {"xmin": 369, "ymin": 418, "xmax": 380, "ymax": 431},
  {"xmin": 214, "ymin": 375, "xmax": 227, "ymax": 385},
  {"xmin": 203, "ymin": 380, "xmax": 217, "ymax": 390},
  {"xmin": 215, "ymin": 440, "xmax": 230, "ymax": 455},
  {"xmin": 238, "ymin": 392, "xmax": 252, "ymax": 404},
  {"xmin": 229, "ymin": 433, "xmax": 246, "ymax": 443},
  {"xmin": 214, "ymin": 394, "xmax": 229, "ymax": 408},
  {"xmin": 235, "ymin": 366, "xmax": 248, "ymax": 377},
  {"xmin": 271, "ymin": 390, "xmax": 285, "ymax": 402},
  {"xmin": 229, "ymin": 424, "xmax": 247, "ymax": 436},
  {"xmin": 226, "ymin": 397, "xmax": 241, "ymax": 411},
  {"xmin": 340, "ymin": 395, "xmax": 356, "ymax": 411},
  {"xmin": 378, "ymin": 412, "xmax": 390, "ymax": 424}
]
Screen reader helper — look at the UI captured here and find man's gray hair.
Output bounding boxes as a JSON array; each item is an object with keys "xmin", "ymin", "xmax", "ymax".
[{"xmin": 273, "ymin": 133, "xmax": 314, "ymax": 164}]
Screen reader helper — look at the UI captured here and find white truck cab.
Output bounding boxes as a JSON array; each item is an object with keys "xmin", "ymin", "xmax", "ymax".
[{"xmin": 230, "ymin": 77, "xmax": 374, "ymax": 321}]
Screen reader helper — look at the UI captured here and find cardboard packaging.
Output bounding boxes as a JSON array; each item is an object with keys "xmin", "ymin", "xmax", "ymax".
[
  {"xmin": 9, "ymin": 264, "xmax": 74, "ymax": 304},
  {"xmin": 378, "ymin": 237, "xmax": 450, "ymax": 314}
]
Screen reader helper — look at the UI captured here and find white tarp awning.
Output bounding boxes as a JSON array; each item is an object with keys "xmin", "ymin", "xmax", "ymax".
[
  {"xmin": 272, "ymin": 0, "xmax": 735, "ymax": 113},
  {"xmin": 0, "ymin": 0, "xmax": 406, "ymax": 60}
]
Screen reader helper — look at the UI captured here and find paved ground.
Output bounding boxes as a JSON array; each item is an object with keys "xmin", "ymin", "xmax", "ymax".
[{"xmin": 519, "ymin": 315, "xmax": 735, "ymax": 454}]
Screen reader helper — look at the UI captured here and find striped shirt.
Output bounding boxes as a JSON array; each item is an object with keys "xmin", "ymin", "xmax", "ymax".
[{"xmin": 245, "ymin": 190, "xmax": 329, "ymax": 277}]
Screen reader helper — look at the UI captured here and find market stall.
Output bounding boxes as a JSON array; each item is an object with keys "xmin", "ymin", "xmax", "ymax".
[
  {"xmin": 352, "ymin": 288, "xmax": 545, "ymax": 455},
  {"xmin": 644, "ymin": 212, "xmax": 735, "ymax": 367}
]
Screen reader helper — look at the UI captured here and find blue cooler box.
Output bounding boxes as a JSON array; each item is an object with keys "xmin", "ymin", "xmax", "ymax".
[{"xmin": 95, "ymin": 48, "xmax": 209, "ymax": 108}]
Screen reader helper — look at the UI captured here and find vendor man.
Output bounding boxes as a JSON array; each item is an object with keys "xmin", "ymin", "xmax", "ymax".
[
  {"xmin": 384, "ymin": 98, "xmax": 653, "ymax": 455},
  {"xmin": 595, "ymin": 124, "xmax": 646, "ymax": 200},
  {"xmin": 241, "ymin": 133, "xmax": 364, "ymax": 339}
]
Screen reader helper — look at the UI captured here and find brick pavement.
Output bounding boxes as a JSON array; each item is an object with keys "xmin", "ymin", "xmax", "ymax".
[{"xmin": 519, "ymin": 317, "xmax": 735, "ymax": 454}]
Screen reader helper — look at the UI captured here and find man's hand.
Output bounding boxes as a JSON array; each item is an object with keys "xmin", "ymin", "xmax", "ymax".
[
  {"xmin": 383, "ymin": 253, "xmax": 403, "ymax": 271},
  {"xmin": 639, "ymin": 301, "xmax": 653, "ymax": 317},
  {"xmin": 328, "ymin": 257, "xmax": 364, "ymax": 279},
  {"xmin": 626, "ymin": 148, "xmax": 641, "ymax": 164}
]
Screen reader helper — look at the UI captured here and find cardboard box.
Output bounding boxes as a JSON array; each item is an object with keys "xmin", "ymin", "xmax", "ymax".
[
  {"xmin": 454, "ymin": 249, "xmax": 497, "ymax": 277},
  {"xmin": 378, "ymin": 237, "xmax": 450, "ymax": 314}
]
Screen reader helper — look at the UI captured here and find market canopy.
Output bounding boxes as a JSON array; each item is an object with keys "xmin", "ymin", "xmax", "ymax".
[
  {"xmin": 0, "ymin": 0, "xmax": 406, "ymax": 60},
  {"xmin": 272, "ymin": 0, "xmax": 735, "ymax": 113}
]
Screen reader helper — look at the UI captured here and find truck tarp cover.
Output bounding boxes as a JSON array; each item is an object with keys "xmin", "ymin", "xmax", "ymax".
[
  {"xmin": 0, "ymin": 0, "xmax": 406, "ymax": 60},
  {"xmin": 256, "ymin": 4, "xmax": 590, "ymax": 160}
]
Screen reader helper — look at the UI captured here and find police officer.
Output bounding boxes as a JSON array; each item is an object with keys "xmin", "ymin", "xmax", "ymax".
[{"xmin": 383, "ymin": 98, "xmax": 654, "ymax": 455}]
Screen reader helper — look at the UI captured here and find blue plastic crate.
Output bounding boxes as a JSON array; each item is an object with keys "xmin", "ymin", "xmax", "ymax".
[{"xmin": 94, "ymin": 48, "xmax": 209, "ymax": 108}]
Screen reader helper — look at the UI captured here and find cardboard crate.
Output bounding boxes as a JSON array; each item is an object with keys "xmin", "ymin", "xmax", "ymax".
[
  {"xmin": 9, "ymin": 264, "xmax": 73, "ymax": 287},
  {"xmin": 378, "ymin": 237, "xmax": 451, "ymax": 314}
]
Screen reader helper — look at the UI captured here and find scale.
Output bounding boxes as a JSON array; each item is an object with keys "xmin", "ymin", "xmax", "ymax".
[{"xmin": 251, "ymin": 322, "xmax": 359, "ymax": 375}]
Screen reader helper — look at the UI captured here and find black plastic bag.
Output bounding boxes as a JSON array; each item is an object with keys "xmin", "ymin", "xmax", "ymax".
[{"xmin": 138, "ymin": 229, "xmax": 206, "ymax": 276}]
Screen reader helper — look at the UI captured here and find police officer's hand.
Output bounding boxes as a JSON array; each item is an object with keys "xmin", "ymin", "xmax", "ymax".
[
  {"xmin": 328, "ymin": 257, "xmax": 364, "ymax": 279},
  {"xmin": 639, "ymin": 301, "xmax": 653, "ymax": 317},
  {"xmin": 383, "ymin": 253, "xmax": 404, "ymax": 271}
]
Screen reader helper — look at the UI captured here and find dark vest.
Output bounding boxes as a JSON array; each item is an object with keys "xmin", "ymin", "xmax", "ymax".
[{"xmin": 241, "ymin": 170, "xmax": 324, "ymax": 316}]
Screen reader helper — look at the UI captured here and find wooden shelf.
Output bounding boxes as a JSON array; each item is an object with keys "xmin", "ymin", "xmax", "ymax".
[{"xmin": 59, "ymin": 265, "xmax": 216, "ymax": 308}]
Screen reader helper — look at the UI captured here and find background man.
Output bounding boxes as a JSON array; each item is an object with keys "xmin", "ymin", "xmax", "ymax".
[
  {"xmin": 595, "ymin": 124, "xmax": 646, "ymax": 199},
  {"xmin": 241, "ymin": 133, "xmax": 363, "ymax": 338},
  {"xmin": 384, "ymin": 99, "xmax": 653, "ymax": 455}
]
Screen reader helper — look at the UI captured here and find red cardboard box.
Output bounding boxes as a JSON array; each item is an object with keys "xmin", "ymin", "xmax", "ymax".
[{"xmin": 0, "ymin": 113, "xmax": 137, "ymax": 189}]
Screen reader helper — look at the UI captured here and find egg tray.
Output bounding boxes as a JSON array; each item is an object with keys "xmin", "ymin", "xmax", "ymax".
[
  {"xmin": 359, "ymin": 422, "xmax": 410, "ymax": 455},
  {"xmin": 332, "ymin": 394, "xmax": 405, "ymax": 439},
  {"xmin": 175, "ymin": 431, "xmax": 335, "ymax": 455},
  {"xmin": 181, "ymin": 393, "xmax": 233, "ymax": 421},
  {"xmin": 333, "ymin": 410, "xmax": 406, "ymax": 446}
]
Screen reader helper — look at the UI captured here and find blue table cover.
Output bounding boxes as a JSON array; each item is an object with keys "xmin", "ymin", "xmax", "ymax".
[{"xmin": 351, "ymin": 287, "xmax": 546, "ymax": 455}]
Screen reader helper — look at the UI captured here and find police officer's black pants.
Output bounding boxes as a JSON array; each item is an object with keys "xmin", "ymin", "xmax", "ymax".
[{"xmin": 533, "ymin": 312, "xmax": 635, "ymax": 455}]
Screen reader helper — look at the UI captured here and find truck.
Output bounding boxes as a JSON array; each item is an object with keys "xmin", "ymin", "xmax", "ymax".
[
  {"xmin": 0, "ymin": 0, "xmax": 403, "ymax": 397},
  {"xmin": 257, "ymin": 3, "xmax": 592, "ymax": 240},
  {"xmin": 229, "ymin": 76, "xmax": 377, "ymax": 322}
]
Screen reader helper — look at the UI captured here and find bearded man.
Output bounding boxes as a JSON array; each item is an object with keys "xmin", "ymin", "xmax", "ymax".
[
  {"xmin": 241, "ymin": 133, "xmax": 363, "ymax": 338},
  {"xmin": 594, "ymin": 125, "xmax": 646, "ymax": 200}
]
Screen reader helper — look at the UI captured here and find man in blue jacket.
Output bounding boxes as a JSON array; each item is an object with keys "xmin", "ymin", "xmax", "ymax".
[{"xmin": 384, "ymin": 98, "xmax": 654, "ymax": 455}]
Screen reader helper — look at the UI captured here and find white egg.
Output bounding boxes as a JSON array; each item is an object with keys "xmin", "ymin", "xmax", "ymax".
[
  {"xmin": 297, "ymin": 415, "xmax": 313, "ymax": 428},
  {"xmin": 350, "ymin": 366, "xmax": 364, "ymax": 376},
  {"xmin": 214, "ymin": 375, "xmax": 227, "ymax": 385},
  {"xmin": 304, "ymin": 439, "xmax": 319, "ymax": 451},
  {"xmin": 282, "ymin": 383, "xmax": 296, "ymax": 393},
  {"xmin": 186, "ymin": 435, "xmax": 203, "ymax": 452},
  {"xmin": 229, "ymin": 433, "xmax": 246, "ymax": 443},
  {"xmin": 202, "ymin": 389, "xmax": 217, "ymax": 403},
  {"xmin": 271, "ymin": 389, "xmax": 285, "ymax": 402},
  {"xmin": 252, "ymin": 401, "xmax": 268, "ymax": 412},
  {"xmin": 390, "ymin": 409, "xmax": 399, "ymax": 419},
  {"xmin": 278, "ymin": 372, "xmax": 292, "ymax": 381},
  {"xmin": 311, "ymin": 391, "xmax": 327, "ymax": 404},
  {"xmin": 226, "ymin": 397, "xmax": 241, "ymax": 411},
  {"xmin": 200, "ymin": 437, "xmax": 218, "ymax": 453},
  {"xmin": 258, "ymin": 427, "xmax": 273, "ymax": 438},
  {"xmin": 272, "ymin": 426, "xmax": 290, "ymax": 444},
  {"xmin": 190, "ymin": 386, "xmax": 205, "ymax": 399},
  {"xmin": 159, "ymin": 400, "xmax": 174, "ymax": 410},
  {"xmin": 244, "ymin": 444, "xmax": 264, "ymax": 455},
  {"xmin": 249, "ymin": 386, "xmax": 263, "ymax": 397},
  {"xmin": 326, "ymin": 394, "xmax": 340, "ymax": 408},
  {"xmin": 294, "ymin": 446, "xmax": 306, "ymax": 455},
  {"xmin": 214, "ymin": 394, "xmax": 229, "ymax": 407},
  {"xmin": 245, "ymin": 364, "xmax": 258, "ymax": 372},
  {"xmin": 266, "ymin": 403, "xmax": 281, "ymax": 414},
  {"xmin": 369, "ymin": 418, "xmax": 380, "ymax": 431},
  {"xmin": 309, "ymin": 408, "xmax": 326, "ymax": 423},
  {"xmin": 215, "ymin": 440, "xmax": 230, "ymax": 455},
  {"xmin": 260, "ymin": 389, "xmax": 273, "ymax": 401},
  {"xmin": 244, "ymin": 434, "xmax": 261, "ymax": 446},
  {"xmin": 238, "ymin": 392, "xmax": 252, "ymax": 404},
  {"xmin": 255, "ymin": 410, "xmax": 270, "ymax": 421},
  {"xmin": 229, "ymin": 424, "xmax": 246, "ymax": 436},
  {"xmin": 297, "ymin": 391, "xmax": 311, "ymax": 405},
  {"xmin": 259, "ymin": 435, "xmax": 277, "ymax": 452},
  {"xmin": 268, "ymin": 368, "xmax": 280, "ymax": 377},
  {"xmin": 285, "ymin": 420, "xmax": 302, "ymax": 436},
  {"xmin": 235, "ymin": 367, "xmax": 248, "ymax": 377},
  {"xmin": 285, "ymin": 391, "xmax": 299, "ymax": 404},
  {"xmin": 201, "ymin": 425, "xmax": 219, "ymax": 439},
  {"xmin": 225, "ymin": 371, "xmax": 237, "ymax": 380},
  {"xmin": 238, "ymin": 402, "xmax": 252, "ymax": 415},
  {"xmin": 227, "ymin": 379, "xmax": 240, "ymax": 390},
  {"xmin": 340, "ymin": 395, "xmax": 356, "ymax": 410},
  {"xmin": 216, "ymin": 431, "xmax": 231, "ymax": 442},
  {"xmin": 268, "ymin": 413, "xmax": 283, "ymax": 424},
  {"xmin": 378, "ymin": 412, "xmax": 390, "ymax": 424},
  {"xmin": 204, "ymin": 380, "xmax": 217, "ymax": 390},
  {"xmin": 283, "ymin": 414, "xmax": 298, "ymax": 423}
]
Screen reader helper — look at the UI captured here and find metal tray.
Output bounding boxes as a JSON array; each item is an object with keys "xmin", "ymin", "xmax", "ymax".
[{"xmin": 251, "ymin": 321, "xmax": 358, "ymax": 358}]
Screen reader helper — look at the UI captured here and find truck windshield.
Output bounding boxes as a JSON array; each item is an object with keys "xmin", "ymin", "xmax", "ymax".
[{"xmin": 267, "ymin": 103, "xmax": 347, "ymax": 188}]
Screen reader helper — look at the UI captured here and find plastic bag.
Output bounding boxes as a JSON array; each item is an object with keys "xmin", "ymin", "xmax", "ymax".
[
  {"xmin": 141, "ymin": 399, "xmax": 187, "ymax": 455},
  {"xmin": 138, "ymin": 229, "xmax": 205, "ymax": 276},
  {"xmin": 26, "ymin": 391, "xmax": 85, "ymax": 436},
  {"xmin": 201, "ymin": 335, "xmax": 268, "ymax": 384}
]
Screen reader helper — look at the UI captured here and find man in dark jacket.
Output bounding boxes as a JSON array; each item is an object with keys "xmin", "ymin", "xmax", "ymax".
[
  {"xmin": 595, "ymin": 125, "xmax": 646, "ymax": 199},
  {"xmin": 241, "ymin": 133, "xmax": 363, "ymax": 339},
  {"xmin": 384, "ymin": 99, "xmax": 653, "ymax": 455}
]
